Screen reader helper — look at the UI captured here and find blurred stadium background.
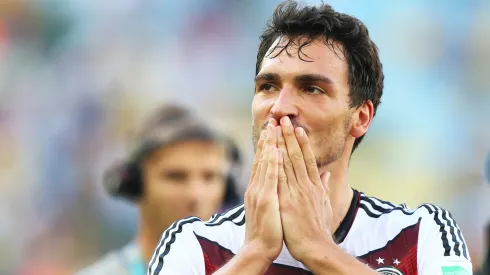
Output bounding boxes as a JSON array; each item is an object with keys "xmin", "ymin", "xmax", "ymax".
[{"xmin": 0, "ymin": 0, "xmax": 489, "ymax": 274}]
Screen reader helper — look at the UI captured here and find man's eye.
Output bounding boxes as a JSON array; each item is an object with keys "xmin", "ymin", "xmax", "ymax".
[
  {"xmin": 163, "ymin": 171, "xmax": 187, "ymax": 182},
  {"xmin": 259, "ymin": 83, "xmax": 277, "ymax": 92},
  {"xmin": 304, "ymin": 86, "xmax": 324, "ymax": 95}
]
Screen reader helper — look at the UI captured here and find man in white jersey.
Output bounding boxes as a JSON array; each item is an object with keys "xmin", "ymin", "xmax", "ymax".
[{"xmin": 147, "ymin": 1, "xmax": 473, "ymax": 275}]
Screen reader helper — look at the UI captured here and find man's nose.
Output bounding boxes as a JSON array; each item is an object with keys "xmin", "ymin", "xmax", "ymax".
[
  {"xmin": 270, "ymin": 88, "xmax": 299, "ymax": 122},
  {"xmin": 184, "ymin": 180, "xmax": 206, "ymax": 202}
]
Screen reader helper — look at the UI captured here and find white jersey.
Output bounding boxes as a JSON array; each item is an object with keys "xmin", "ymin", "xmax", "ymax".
[{"xmin": 147, "ymin": 190, "xmax": 472, "ymax": 275}]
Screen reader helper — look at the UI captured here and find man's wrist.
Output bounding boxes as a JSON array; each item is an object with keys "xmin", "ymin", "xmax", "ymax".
[
  {"xmin": 237, "ymin": 243, "xmax": 274, "ymax": 271},
  {"xmin": 299, "ymin": 238, "xmax": 338, "ymax": 269},
  {"xmin": 293, "ymin": 233, "xmax": 334, "ymax": 263}
]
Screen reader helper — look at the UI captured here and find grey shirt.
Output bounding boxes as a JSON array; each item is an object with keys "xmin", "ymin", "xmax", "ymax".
[{"xmin": 76, "ymin": 243, "xmax": 146, "ymax": 275}]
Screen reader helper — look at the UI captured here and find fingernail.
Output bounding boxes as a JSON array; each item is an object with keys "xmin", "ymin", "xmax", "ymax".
[
  {"xmin": 322, "ymin": 172, "xmax": 331, "ymax": 180},
  {"xmin": 272, "ymin": 118, "xmax": 278, "ymax": 126},
  {"xmin": 276, "ymin": 126, "xmax": 282, "ymax": 137},
  {"xmin": 281, "ymin": 116, "xmax": 290, "ymax": 126},
  {"xmin": 296, "ymin": 127, "xmax": 304, "ymax": 136},
  {"xmin": 268, "ymin": 118, "xmax": 275, "ymax": 125}
]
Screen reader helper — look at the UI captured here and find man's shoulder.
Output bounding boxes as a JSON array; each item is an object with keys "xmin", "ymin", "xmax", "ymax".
[
  {"xmin": 355, "ymin": 192, "xmax": 465, "ymax": 246},
  {"xmin": 348, "ymin": 193, "xmax": 470, "ymax": 272},
  {"xmin": 358, "ymin": 192, "xmax": 452, "ymax": 223},
  {"xmin": 76, "ymin": 249, "xmax": 128, "ymax": 275},
  {"xmin": 149, "ymin": 204, "xmax": 246, "ymax": 272},
  {"xmin": 203, "ymin": 203, "xmax": 246, "ymax": 228},
  {"xmin": 174, "ymin": 203, "xmax": 245, "ymax": 233},
  {"xmin": 164, "ymin": 204, "xmax": 246, "ymax": 249},
  {"xmin": 349, "ymin": 193, "xmax": 430, "ymax": 251},
  {"xmin": 356, "ymin": 192, "xmax": 468, "ymax": 254}
]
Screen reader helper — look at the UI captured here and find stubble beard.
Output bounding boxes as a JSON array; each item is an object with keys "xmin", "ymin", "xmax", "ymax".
[
  {"xmin": 314, "ymin": 116, "xmax": 351, "ymax": 168},
  {"xmin": 252, "ymin": 116, "xmax": 351, "ymax": 169}
]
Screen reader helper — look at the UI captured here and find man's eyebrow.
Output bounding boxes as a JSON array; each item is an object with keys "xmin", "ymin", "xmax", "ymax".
[
  {"xmin": 254, "ymin": 73, "xmax": 281, "ymax": 83},
  {"xmin": 294, "ymin": 74, "xmax": 334, "ymax": 84},
  {"xmin": 254, "ymin": 73, "xmax": 334, "ymax": 85}
]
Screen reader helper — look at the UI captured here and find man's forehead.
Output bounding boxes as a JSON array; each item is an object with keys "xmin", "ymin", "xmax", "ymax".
[
  {"xmin": 260, "ymin": 36, "xmax": 348, "ymax": 79},
  {"xmin": 146, "ymin": 141, "xmax": 227, "ymax": 162}
]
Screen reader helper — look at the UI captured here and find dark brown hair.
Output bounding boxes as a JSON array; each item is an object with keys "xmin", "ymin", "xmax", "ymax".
[{"xmin": 256, "ymin": 0, "xmax": 384, "ymax": 153}]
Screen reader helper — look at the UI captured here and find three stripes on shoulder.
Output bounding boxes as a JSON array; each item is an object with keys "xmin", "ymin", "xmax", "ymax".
[{"xmin": 360, "ymin": 194, "xmax": 469, "ymax": 260}]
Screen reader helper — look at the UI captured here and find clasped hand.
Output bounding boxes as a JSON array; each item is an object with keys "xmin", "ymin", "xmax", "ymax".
[{"xmin": 244, "ymin": 116, "xmax": 334, "ymax": 264}]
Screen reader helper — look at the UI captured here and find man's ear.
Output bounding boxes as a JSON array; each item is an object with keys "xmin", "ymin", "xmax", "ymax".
[{"xmin": 350, "ymin": 100, "xmax": 374, "ymax": 138}]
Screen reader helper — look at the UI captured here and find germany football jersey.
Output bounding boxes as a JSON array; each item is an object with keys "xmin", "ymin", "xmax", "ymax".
[{"xmin": 147, "ymin": 189, "xmax": 472, "ymax": 275}]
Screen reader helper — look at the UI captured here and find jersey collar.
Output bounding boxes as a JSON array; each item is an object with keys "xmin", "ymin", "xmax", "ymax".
[{"xmin": 333, "ymin": 189, "xmax": 360, "ymax": 244}]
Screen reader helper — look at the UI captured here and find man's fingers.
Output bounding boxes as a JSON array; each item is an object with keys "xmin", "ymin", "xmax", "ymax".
[
  {"xmin": 265, "ymin": 119, "xmax": 278, "ymax": 147},
  {"xmin": 250, "ymin": 118, "xmax": 278, "ymax": 183},
  {"xmin": 256, "ymin": 120, "xmax": 277, "ymax": 184},
  {"xmin": 250, "ymin": 129, "xmax": 266, "ymax": 182},
  {"xmin": 277, "ymin": 147, "xmax": 289, "ymax": 198},
  {"xmin": 277, "ymin": 126, "xmax": 299, "ymax": 190},
  {"xmin": 280, "ymin": 116, "xmax": 309, "ymax": 182},
  {"xmin": 276, "ymin": 126, "xmax": 293, "ymax": 165},
  {"xmin": 263, "ymin": 146, "xmax": 280, "ymax": 195},
  {"xmin": 295, "ymin": 127, "xmax": 321, "ymax": 187},
  {"xmin": 256, "ymin": 122, "xmax": 277, "ymax": 189},
  {"xmin": 246, "ymin": 144, "xmax": 268, "ymax": 203},
  {"xmin": 269, "ymin": 118, "xmax": 278, "ymax": 127}
]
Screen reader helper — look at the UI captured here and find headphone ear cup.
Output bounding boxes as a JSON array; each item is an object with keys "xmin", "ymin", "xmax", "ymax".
[
  {"xmin": 222, "ymin": 139, "xmax": 243, "ymax": 208},
  {"xmin": 103, "ymin": 160, "xmax": 143, "ymax": 200},
  {"xmin": 223, "ymin": 174, "xmax": 241, "ymax": 207},
  {"xmin": 119, "ymin": 161, "xmax": 144, "ymax": 200}
]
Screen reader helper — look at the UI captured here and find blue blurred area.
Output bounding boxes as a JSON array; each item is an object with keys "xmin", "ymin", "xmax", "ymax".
[{"xmin": 0, "ymin": 0, "xmax": 489, "ymax": 274}]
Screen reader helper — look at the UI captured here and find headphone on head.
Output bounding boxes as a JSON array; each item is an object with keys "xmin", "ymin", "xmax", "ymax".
[{"xmin": 103, "ymin": 104, "xmax": 242, "ymax": 208}]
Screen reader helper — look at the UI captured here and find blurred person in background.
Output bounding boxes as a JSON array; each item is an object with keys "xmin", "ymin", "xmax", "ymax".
[
  {"xmin": 475, "ymin": 223, "xmax": 489, "ymax": 275},
  {"xmin": 476, "ymin": 158, "xmax": 490, "ymax": 275},
  {"xmin": 76, "ymin": 103, "xmax": 242, "ymax": 275},
  {"xmin": 148, "ymin": 1, "xmax": 472, "ymax": 275}
]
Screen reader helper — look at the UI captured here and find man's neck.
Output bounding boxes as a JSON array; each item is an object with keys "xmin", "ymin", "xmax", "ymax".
[
  {"xmin": 319, "ymin": 154, "xmax": 355, "ymax": 235},
  {"xmin": 328, "ymin": 175, "xmax": 354, "ymax": 235},
  {"xmin": 136, "ymin": 216, "xmax": 172, "ymax": 264}
]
